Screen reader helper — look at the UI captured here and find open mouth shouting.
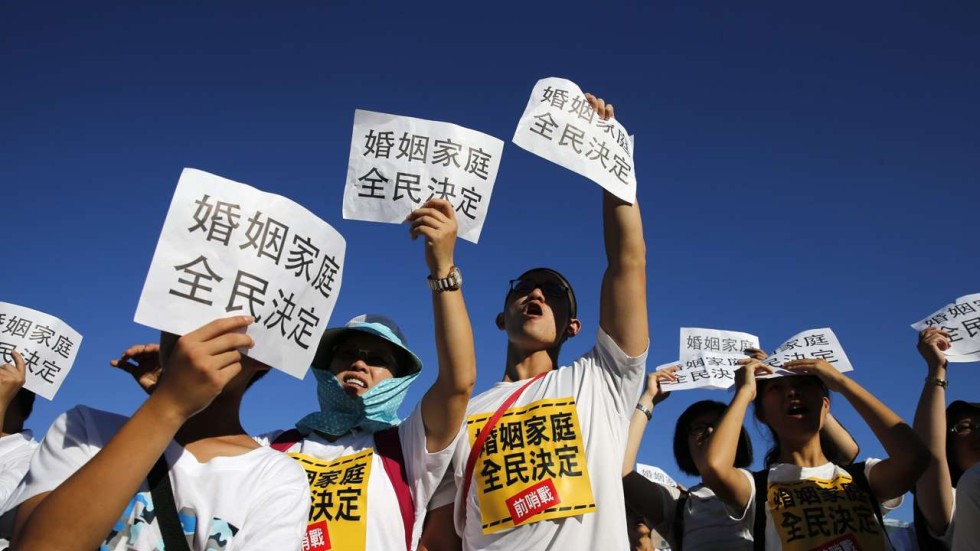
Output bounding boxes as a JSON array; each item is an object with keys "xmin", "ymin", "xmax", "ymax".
[
  {"xmin": 522, "ymin": 301, "xmax": 544, "ymax": 318},
  {"xmin": 786, "ymin": 402, "xmax": 809, "ymax": 420}
]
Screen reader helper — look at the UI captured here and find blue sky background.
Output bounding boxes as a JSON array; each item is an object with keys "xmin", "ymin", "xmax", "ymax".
[{"xmin": 2, "ymin": 1, "xmax": 978, "ymax": 522}]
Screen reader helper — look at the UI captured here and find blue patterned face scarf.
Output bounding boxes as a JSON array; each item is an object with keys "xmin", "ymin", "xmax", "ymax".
[{"xmin": 296, "ymin": 367, "xmax": 420, "ymax": 437}]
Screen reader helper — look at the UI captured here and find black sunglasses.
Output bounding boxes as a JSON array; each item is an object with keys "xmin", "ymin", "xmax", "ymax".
[{"xmin": 508, "ymin": 278, "xmax": 569, "ymax": 299}]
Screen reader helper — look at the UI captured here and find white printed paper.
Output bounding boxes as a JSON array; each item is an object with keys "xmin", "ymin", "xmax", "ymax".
[
  {"xmin": 343, "ymin": 110, "xmax": 504, "ymax": 243},
  {"xmin": 0, "ymin": 302, "xmax": 82, "ymax": 400},
  {"xmin": 661, "ymin": 328, "xmax": 760, "ymax": 391},
  {"xmin": 136, "ymin": 168, "xmax": 346, "ymax": 379},
  {"xmin": 512, "ymin": 77, "xmax": 637, "ymax": 203},
  {"xmin": 635, "ymin": 463, "xmax": 679, "ymax": 489},
  {"xmin": 911, "ymin": 293, "xmax": 980, "ymax": 362},
  {"xmin": 763, "ymin": 328, "xmax": 854, "ymax": 375}
]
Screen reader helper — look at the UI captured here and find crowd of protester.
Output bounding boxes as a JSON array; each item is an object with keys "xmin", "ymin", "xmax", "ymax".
[{"xmin": 0, "ymin": 92, "xmax": 976, "ymax": 551}]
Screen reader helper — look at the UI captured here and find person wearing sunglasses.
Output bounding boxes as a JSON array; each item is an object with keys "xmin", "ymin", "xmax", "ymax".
[
  {"xmin": 443, "ymin": 92, "xmax": 649, "ymax": 551},
  {"xmin": 912, "ymin": 327, "xmax": 980, "ymax": 550}
]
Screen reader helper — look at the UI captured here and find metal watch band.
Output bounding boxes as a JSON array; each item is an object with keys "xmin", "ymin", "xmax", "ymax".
[
  {"xmin": 427, "ymin": 266, "xmax": 462, "ymax": 292},
  {"xmin": 924, "ymin": 376, "xmax": 948, "ymax": 388},
  {"xmin": 635, "ymin": 403, "xmax": 653, "ymax": 421}
]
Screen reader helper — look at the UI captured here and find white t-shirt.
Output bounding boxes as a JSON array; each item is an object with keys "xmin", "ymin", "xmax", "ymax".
[
  {"xmin": 951, "ymin": 463, "xmax": 980, "ymax": 551},
  {"xmin": 0, "ymin": 430, "xmax": 38, "ymax": 543},
  {"xmin": 651, "ymin": 472, "xmax": 754, "ymax": 551},
  {"xmin": 450, "ymin": 328, "xmax": 647, "ymax": 551},
  {"xmin": 256, "ymin": 402, "xmax": 460, "ymax": 551},
  {"xmin": 745, "ymin": 459, "xmax": 902, "ymax": 551},
  {"xmin": 6, "ymin": 405, "xmax": 309, "ymax": 551}
]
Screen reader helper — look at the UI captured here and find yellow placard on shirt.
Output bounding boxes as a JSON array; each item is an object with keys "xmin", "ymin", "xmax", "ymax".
[
  {"xmin": 289, "ymin": 449, "xmax": 373, "ymax": 551},
  {"xmin": 466, "ymin": 398, "xmax": 596, "ymax": 534},
  {"xmin": 765, "ymin": 472, "xmax": 886, "ymax": 551}
]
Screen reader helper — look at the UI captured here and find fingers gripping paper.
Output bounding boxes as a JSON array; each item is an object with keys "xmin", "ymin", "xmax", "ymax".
[
  {"xmin": 663, "ymin": 328, "xmax": 761, "ymax": 391},
  {"xmin": 512, "ymin": 77, "xmax": 637, "ymax": 203},
  {"xmin": 0, "ymin": 302, "xmax": 82, "ymax": 400},
  {"xmin": 763, "ymin": 329, "xmax": 854, "ymax": 375},
  {"xmin": 343, "ymin": 110, "xmax": 504, "ymax": 244},
  {"xmin": 911, "ymin": 293, "xmax": 980, "ymax": 363},
  {"xmin": 135, "ymin": 168, "xmax": 346, "ymax": 379}
]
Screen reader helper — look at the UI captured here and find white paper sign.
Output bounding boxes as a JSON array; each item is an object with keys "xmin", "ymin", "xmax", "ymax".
[
  {"xmin": 512, "ymin": 77, "xmax": 637, "ymax": 203},
  {"xmin": 343, "ymin": 110, "xmax": 504, "ymax": 244},
  {"xmin": 636, "ymin": 463, "xmax": 679, "ymax": 489},
  {"xmin": 660, "ymin": 328, "xmax": 760, "ymax": 391},
  {"xmin": 136, "ymin": 168, "xmax": 346, "ymax": 379},
  {"xmin": 0, "ymin": 302, "xmax": 82, "ymax": 400},
  {"xmin": 911, "ymin": 293, "xmax": 980, "ymax": 363},
  {"xmin": 763, "ymin": 328, "xmax": 854, "ymax": 375}
]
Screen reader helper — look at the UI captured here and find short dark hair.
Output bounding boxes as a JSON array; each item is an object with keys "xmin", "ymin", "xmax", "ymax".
[
  {"xmin": 504, "ymin": 267, "xmax": 577, "ymax": 319},
  {"xmin": 673, "ymin": 400, "xmax": 753, "ymax": 476},
  {"xmin": 13, "ymin": 388, "xmax": 36, "ymax": 420},
  {"xmin": 947, "ymin": 401, "xmax": 980, "ymax": 486}
]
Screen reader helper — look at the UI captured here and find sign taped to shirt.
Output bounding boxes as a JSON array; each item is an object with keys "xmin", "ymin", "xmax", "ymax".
[
  {"xmin": 289, "ymin": 449, "xmax": 373, "ymax": 551},
  {"xmin": 466, "ymin": 398, "xmax": 595, "ymax": 534},
  {"xmin": 765, "ymin": 472, "xmax": 886, "ymax": 551}
]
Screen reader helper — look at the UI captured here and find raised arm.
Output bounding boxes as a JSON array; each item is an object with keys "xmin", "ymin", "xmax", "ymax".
[
  {"xmin": 700, "ymin": 359, "xmax": 770, "ymax": 512},
  {"xmin": 13, "ymin": 316, "xmax": 254, "ymax": 551},
  {"xmin": 623, "ymin": 367, "xmax": 677, "ymax": 475},
  {"xmin": 408, "ymin": 199, "xmax": 476, "ymax": 452},
  {"xmin": 783, "ymin": 358, "xmax": 930, "ymax": 501},
  {"xmin": 912, "ymin": 327, "xmax": 954, "ymax": 535},
  {"xmin": 587, "ymin": 94, "xmax": 648, "ymax": 357}
]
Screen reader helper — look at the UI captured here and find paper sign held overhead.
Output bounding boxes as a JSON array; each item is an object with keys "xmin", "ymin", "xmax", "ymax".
[
  {"xmin": 661, "ymin": 328, "xmax": 760, "ymax": 391},
  {"xmin": 911, "ymin": 293, "xmax": 980, "ymax": 363},
  {"xmin": 0, "ymin": 302, "xmax": 82, "ymax": 400},
  {"xmin": 513, "ymin": 77, "xmax": 637, "ymax": 203},
  {"xmin": 763, "ymin": 328, "xmax": 854, "ymax": 376},
  {"xmin": 136, "ymin": 168, "xmax": 346, "ymax": 379},
  {"xmin": 343, "ymin": 110, "xmax": 504, "ymax": 244}
]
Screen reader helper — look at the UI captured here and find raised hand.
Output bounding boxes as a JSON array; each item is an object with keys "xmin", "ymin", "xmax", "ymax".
[
  {"xmin": 406, "ymin": 198, "xmax": 458, "ymax": 278},
  {"xmin": 642, "ymin": 365, "xmax": 678, "ymax": 406},
  {"xmin": 734, "ymin": 357, "xmax": 774, "ymax": 398},
  {"xmin": 151, "ymin": 316, "xmax": 255, "ymax": 421},
  {"xmin": 917, "ymin": 327, "xmax": 950, "ymax": 371},
  {"xmin": 782, "ymin": 358, "xmax": 847, "ymax": 392},
  {"xmin": 110, "ymin": 343, "xmax": 162, "ymax": 394},
  {"xmin": 0, "ymin": 350, "xmax": 27, "ymax": 414}
]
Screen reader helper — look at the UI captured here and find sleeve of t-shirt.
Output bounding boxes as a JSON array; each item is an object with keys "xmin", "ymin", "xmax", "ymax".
[
  {"xmin": 863, "ymin": 458, "xmax": 904, "ymax": 511},
  {"xmin": 233, "ymin": 451, "xmax": 309, "ymax": 551},
  {"xmin": 4, "ymin": 406, "xmax": 108, "ymax": 510},
  {"xmin": 589, "ymin": 328, "xmax": 649, "ymax": 418},
  {"xmin": 723, "ymin": 469, "xmax": 756, "ymax": 522},
  {"xmin": 428, "ymin": 470, "xmax": 456, "ymax": 510},
  {"xmin": 399, "ymin": 403, "xmax": 464, "ymax": 541},
  {"xmin": 0, "ymin": 433, "xmax": 37, "ymax": 509}
]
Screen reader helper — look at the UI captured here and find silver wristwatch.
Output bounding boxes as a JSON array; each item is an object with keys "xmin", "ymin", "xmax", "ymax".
[{"xmin": 428, "ymin": 266, "xmax": 462, "ymax": 292}]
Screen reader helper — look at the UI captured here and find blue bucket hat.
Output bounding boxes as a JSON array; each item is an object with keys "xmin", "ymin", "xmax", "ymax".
[{"xmin": 310, "ymin": 314, "xmax": 422, "ymax": 377}]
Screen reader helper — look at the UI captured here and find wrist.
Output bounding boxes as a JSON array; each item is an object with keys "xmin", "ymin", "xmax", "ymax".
[
  {"xmin": 428, "ymin": 261, "xmax": 455, "ymax": 279},
  {"xmin": 635, "ymin": 402, "xmax": 653, "ymax": 421},
  {"xmin": 927, "ymin": 362, "xmax": 947, "ymax": 376},
  {"xmin": 638, "ymin": 394, "xmax": 656, "ymax": 408},
  {"xmin": 144, "ymin": 393, "xmax": 194, "ymax": 429},
  {"xmin": 924, "ymin": 375, "xmax": 948, "ymax": 389}
]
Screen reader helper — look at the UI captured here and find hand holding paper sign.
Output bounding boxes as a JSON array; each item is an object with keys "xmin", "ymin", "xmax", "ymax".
[
  {"xmin": 641, "ymin": 365, "xmax": 678, "ymax": 407},
  {"xmin": 406, "ymin": 198, "xmax": 457, "ymax": 277},
  {"xmin": 782, "ymin": 358, "xmax": 849, "ymax": 393},
  {"xmin": 733, "ymin": 358, "xmax": 774, "ymax": 400},
  {"xmin": 151, "ymin": 316, "xmax": 256, "ymax": 422},
  {"xmin": 110, "ymin": 343, "xmax": 162, "ymax": 395},
  {"xmin": 917, "ymin": 327, "xmax": 951, "ymax": 372},
  {"xmin": 0, "ymin": 350, "xmax": 27, "ymax": 427}
]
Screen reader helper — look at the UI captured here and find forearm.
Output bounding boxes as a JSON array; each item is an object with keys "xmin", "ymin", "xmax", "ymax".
[
  {"xmin": 837, "ymin": 377, "xmax": 928, "ymax": 498},
  {"xmin": 913, "ymin": 363, "xmax": 954, "ymax": 531},
  {"xmin": 839, "ymin": 377, "xmax": 924, "ymax": 462},
  {"xmin": 15, "ymin": 398, "xmax": 184, "ymax": 550},
  {"xmin": 422, "ymin": 281, "xmax": 476, "ymax": 452},
  {"xmin": 702, "ymin": 390, "xmax": 751, "ymax": 478},
  {"xmin": 623, "ymin": 394, "xmax": 654, "ymax": 475},
  {"xmin": 821, "ymin": 412, "xmax": 859, "ymax": 464},
  {"xmin": 599, "ymin": 191, "xmax": 648, "ymax": 356}
]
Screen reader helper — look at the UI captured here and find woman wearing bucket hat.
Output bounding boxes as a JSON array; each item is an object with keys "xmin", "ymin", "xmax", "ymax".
[
  {"xmin": 111, "ymin": 198, "xmax": 475, "ymax": 550},
  {"xmin": 912, "ymin": 327, "xmax": 980, "ymax": 550}
]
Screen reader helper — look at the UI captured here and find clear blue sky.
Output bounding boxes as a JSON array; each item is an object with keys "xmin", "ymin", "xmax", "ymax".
[{"xmin": 3, "ymin": 1, "xmax": 978, "ymax": 521}]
